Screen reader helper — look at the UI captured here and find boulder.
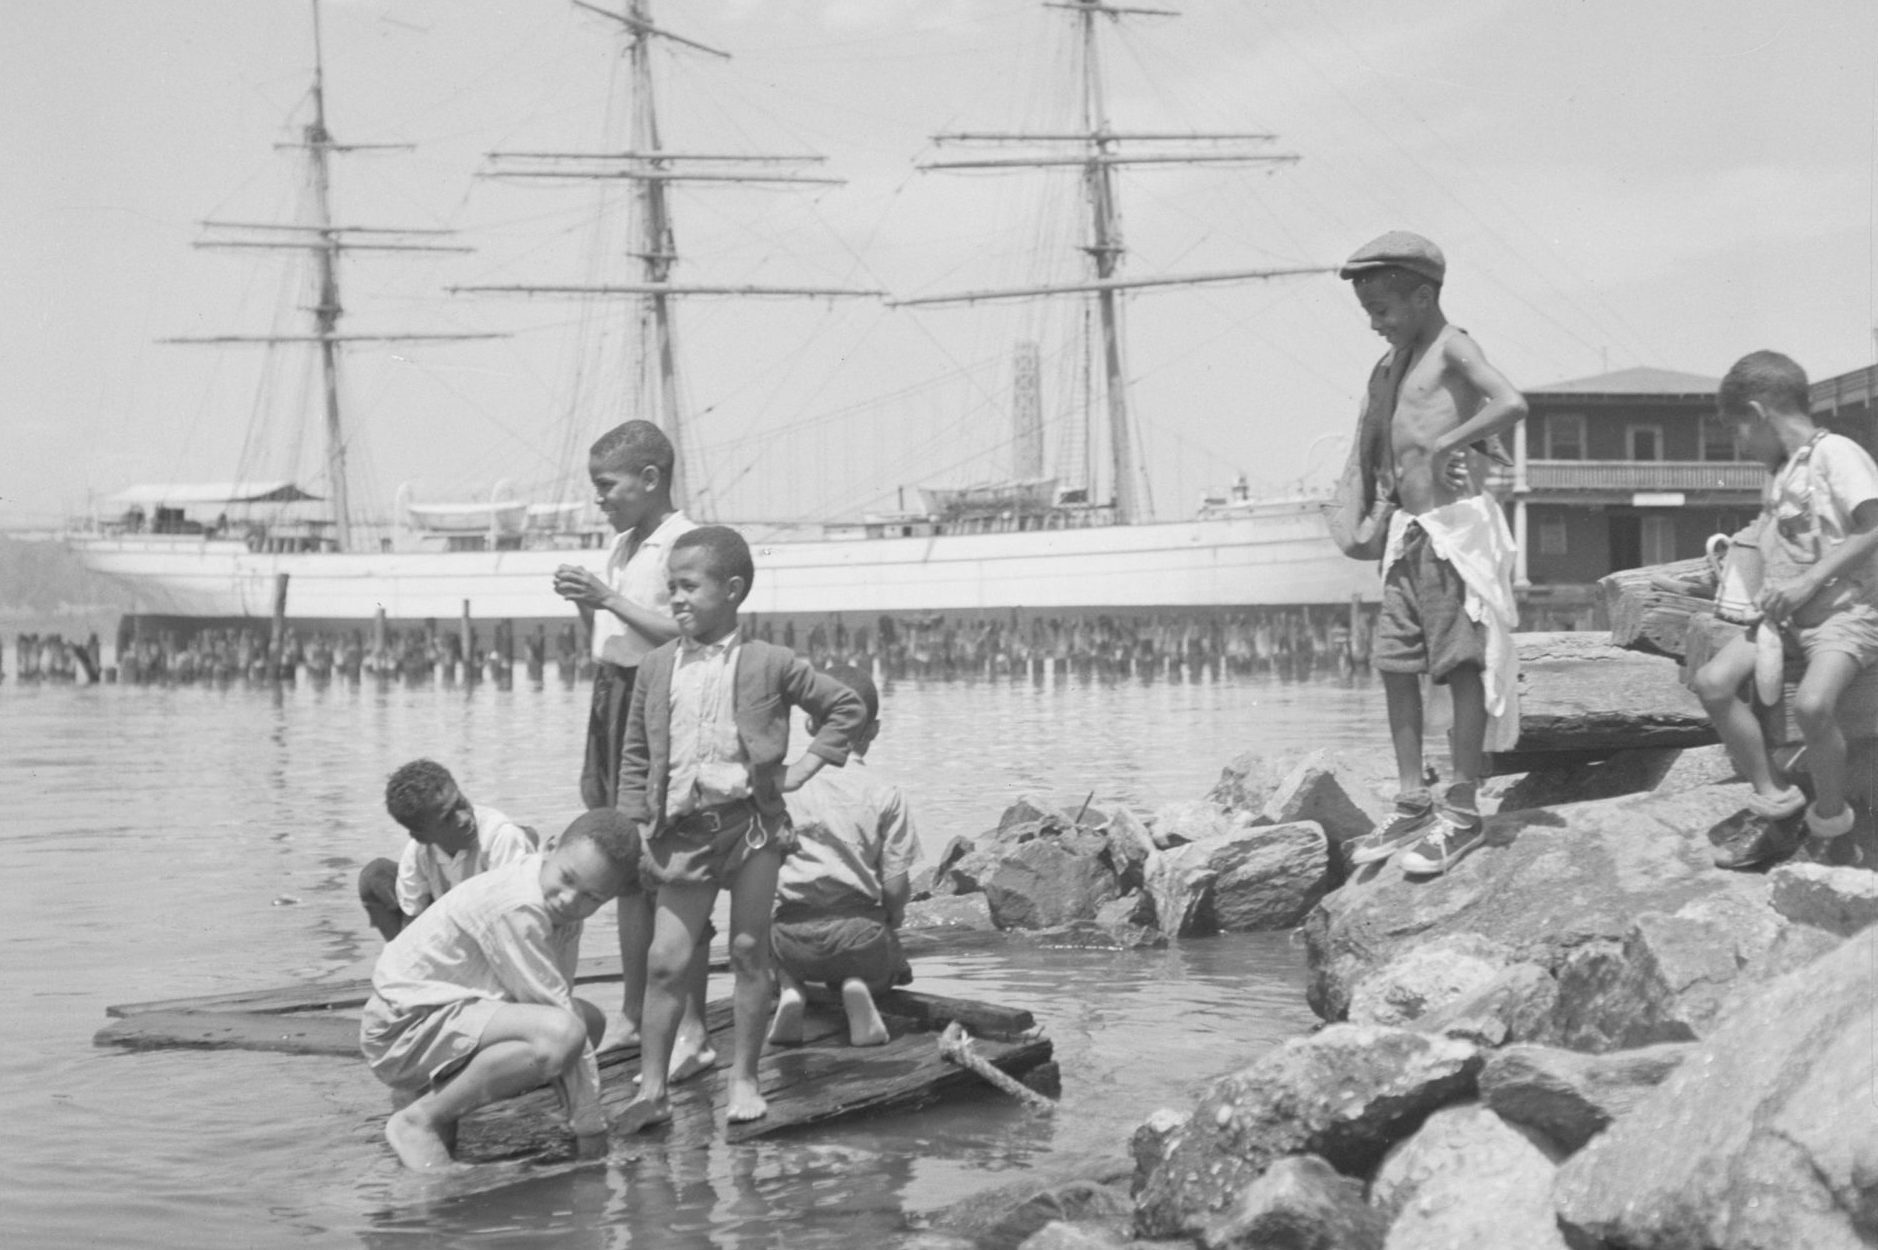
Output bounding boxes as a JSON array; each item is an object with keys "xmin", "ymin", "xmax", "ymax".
[
  {"xmin": 1345, "ymin": 933, "xmax": 1518, "ymax": 1028},
  {"xmin": 928, "ymin": 1172, "xmax": 1135, "ymax": 1250},
  {"xmin": 1303, "ymin": 784, "xmax": 1790, "ymax": 1047},
  {"xmin": 1129, "ymin": 1109, "xmax": 1189, "ymax": 1197},
  {"xmin": 1091, "ymin": 803, "xmax": 1156, "ymax": 893},
  {"xmin": 1258, "ymin": 751, "xmax": 1377, "ymax": 850},
  {"xmin": 1143, "ymin": 822, "xmax": 1331, "ymax": 936},
  {"xmin": 902, "ymin": 893, "xmax": 997, "ymax": 931},
  {"xmin": 1768, "ymin": 861, "xmax": 1878, "ymax": 937},
  {"xmin": 1198, "ymin": 1154, "xmax": 1385, "ymax": 1250},
  {"xmin": 1368, "ymin": 1102, "xmax": 1567, "ymax": 1250},
  {"xmin": 1132, "ymin": 1024, "xmax": 1481, "ymax": 1239},
  {"xmin": 1409, "ymin": 963, "xmax": 1558, "ymax": 1048},
  {"xmin": 1553, "ymin": 924, "xmax": 1878, "ymax": 1250},
  {"xmin": 920, "ymin": 834, "xmax": 974, "ymax": 897},
  {"xmin": 1149, "ymin": 798, "xmax": 1244, "ymax": 849},
  {"xmin": 1017, "ymin": 1221, "xmax": 1132, "ymax": 1250},
  {"xmin": 1478, "ymin": 1042, "xmax": 1691, "ymax": 1153},
  {"xmin": 983, "ymin": 827, "xmax": 1123, "ymax": 929}
]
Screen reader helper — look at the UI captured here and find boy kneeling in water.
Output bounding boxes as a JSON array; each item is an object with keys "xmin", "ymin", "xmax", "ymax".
[{"xmin": 360, "ymin": 809, "xmax": 640, "ymax": 1171}]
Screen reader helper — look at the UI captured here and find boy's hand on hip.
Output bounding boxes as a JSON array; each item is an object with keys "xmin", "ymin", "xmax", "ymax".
[{"xmin": 781, "ymin": 755, "xmax": 827, "ymax": 793}]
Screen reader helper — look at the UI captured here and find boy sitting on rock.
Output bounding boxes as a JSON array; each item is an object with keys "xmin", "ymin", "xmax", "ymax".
[
  {"xmin": 1692, "ymin": 350, "xmax": 1878, "ymax": 868},
  {"xmin": 767, "ymin": 664, "xmax": 920, "ymax": 1048}
]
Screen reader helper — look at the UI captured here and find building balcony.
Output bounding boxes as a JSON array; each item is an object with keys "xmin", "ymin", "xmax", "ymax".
[{"xmin": 1486, "ymin": 459, "xmax": 1764, "ymax": 495}]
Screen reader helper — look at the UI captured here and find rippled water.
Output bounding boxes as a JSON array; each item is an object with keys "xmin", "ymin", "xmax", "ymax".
[{"xmin": 1, "ymin": 663, "xmax": 1391, "ymax": 1248}]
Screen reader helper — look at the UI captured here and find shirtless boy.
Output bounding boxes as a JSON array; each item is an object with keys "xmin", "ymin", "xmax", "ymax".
[{"xmin": 1337, "ymin": 231, "xmax": 1529, "ymax": 876}]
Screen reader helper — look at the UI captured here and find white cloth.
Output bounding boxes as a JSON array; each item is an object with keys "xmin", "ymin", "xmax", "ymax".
[
  {"xmin": 394, "ymin": 805, "xmax": 538, "ymax": 920},
  {"xmin": 1384, "ymin": 494, "xmax": 1521, "ymax": 751},
  {"xmin": 589, "ymin": 509, "xmax": 696, "ymax": 666},
  {"xmin": 779, "ymin": 757, "xmax": 921, "ymax": 913},
  {"xmin": 665, "ymin": 631, "xmax": 753, "ymax": 818}
]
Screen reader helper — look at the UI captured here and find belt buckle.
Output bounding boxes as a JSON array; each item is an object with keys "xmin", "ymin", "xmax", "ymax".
[{"xmin": 697, "ymin": 808, "xmax": 724, "ymax": 833}]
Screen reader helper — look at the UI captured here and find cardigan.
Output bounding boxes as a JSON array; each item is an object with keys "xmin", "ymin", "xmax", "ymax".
[{"xmin": 616, "ymin": 636, "xmax": 865, "ymax": 836}]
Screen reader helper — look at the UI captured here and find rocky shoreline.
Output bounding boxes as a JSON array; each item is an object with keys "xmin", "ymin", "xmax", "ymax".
[{"xmin": 897, "ymin": 736, "xmax": 1878, "ymax": 1249}]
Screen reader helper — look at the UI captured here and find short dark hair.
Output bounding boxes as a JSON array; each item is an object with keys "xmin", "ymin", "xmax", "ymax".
[
  {"xmin": 1719, "ymin": 350, "xmax": 1809, "ymax": 417},
  {"xmin": 1352, "ymin": 265, "xmax": 1440, "ymax": 301},
  {"xmin": 385, "ymin": 759, "xmax": 457, "ymax": 832},
  {"xmin": 558, "ymin": 808, "xmax": 641, "ymax": 893},
  {"xmin": 590, "ymin": 420, "xmax": 676, "ymax": 481},
  {"xmin": 672, "ymin": 525, "xmax": 755, "ymax": 590},
  {"xmin": 822, "ymin": 662, "xmax": 879, "ymax": 724}
]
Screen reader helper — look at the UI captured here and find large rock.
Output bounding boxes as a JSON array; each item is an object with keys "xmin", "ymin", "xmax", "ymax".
[
  {"xmin": 984, "ymin": 828, "xmax": 1123, "ymax": 929},
  {"xmin": 1132, "ymin": 1025, "xmax": 1480, "ymax": 1239},
  {"xmin": 1017, "ymin": 1221, "xmax": 1131, "ymax": 1250},
  {"xmin": 1257, "ymin": 751, "xmax": 1377, "ymax": 849},
  {"xmin": 1553, "ymin": 924, "xmax": 1878, "ymax": 1249},
  {"xmin": 1091, "ymin": 803, "xmax": 1156, "ymax": 894},
  {"xmin": 1148, "ymin": 799, "xmax": 1246, "ymax": 849},
  {"xmin": 1302, "ymin": 784, "xmax": 1792, "ymax": 1048},
  {"xmin": 1143, "ymin": 822, "xmax": 1330, "ymax": 936},
  {"xmin": 1199, "ymin": 1154, "xmax": 1385, "ymax": 1250},
  {"xmin": 1210, "ymin": 748, "xmax": 1393, "ymax": 824},
  {"xmin": 928, "ymin": 1171, "xmax": 1135, "ymax": 1250},
  {"xmin": 902, "ymin": 892, "xmax": 997, "ymax": 931},
  {"xmin": 1768, "ymin": 861, "xmax": 1878, "ymax": 937},
  {"xmin": 1478, "ymin": 1042, "xmax": 1691, "ymax": 1153},
  {"xmin": 1409, "ymin": 962, "xmax": 1558, "ymax": 1048},
  {"xmin": 1345, "ymin": 933, "xmax": 1518, "ymax": 1028},
  {"xmin": 1369, "ymin": 1102, "xmax": 1567, "ymax": 1250}
]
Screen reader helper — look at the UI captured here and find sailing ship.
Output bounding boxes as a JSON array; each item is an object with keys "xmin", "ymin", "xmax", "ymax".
[{"xmin": 67, "ymin": 0, "xmax": 1376, "ymax": 632}]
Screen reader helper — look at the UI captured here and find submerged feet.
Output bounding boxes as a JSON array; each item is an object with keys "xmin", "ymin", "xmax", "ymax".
[
  {"xmin": 385, "ymin": 1107, "xmax": 461, "ymax": 1173},
  {"xmin": 614, "ymin": 1094, "xmax": 672, "ymax": 1135},
  {"xmin": 726, "ymin": 1076, "xmax": 767, "ymax": 1124},
  {"xmin": 841, "ymin": 979, "xmax": 890, "ymax": 1047}
]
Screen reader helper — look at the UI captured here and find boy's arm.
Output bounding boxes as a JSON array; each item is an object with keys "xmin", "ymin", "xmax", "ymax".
[
  {"xmin": 616, "ymin": 659, "xmax": 656, "ymax": 825},
  {"xmin": 779, "ymin": 657, "xmax": 866, "ymax": 791},
  {"xmin": 393, "ymin": 841, "xmax": 433, "ymax": 919},
  {"xmin": 878, "ymin": 787, "xmax": 919, "ymax": 929},
  {"xmin": 555, "ymin": 564, "xmax": 682, "ymax": 645},
  {"xmin": 484, "ymin": 912, "xmax": 606, "ymax": 1137},
  {"xmin": 484, "ymin": 817, "xmax": 539, "ymax": 867},
  {"xmin": 1430, "ymin": 332, "xmax": 1528, "ymax": 463},
  {"xmin": 1763, "ymin": 498, "xmax": 1878, "ymax": 622}
]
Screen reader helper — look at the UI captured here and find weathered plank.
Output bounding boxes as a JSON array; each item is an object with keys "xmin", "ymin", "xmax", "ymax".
[
  {"xmin": 1513, "ymin": 632, "xmax": 1715, "ymax": 754},
  {"xmin": 803, "ymin": 984, "xmax": 1034, "ymax": 1040},
  {"xmin": 1599, "ymin": 557, "xmax": 1715, "ymax": 657},
  {"xmin": 93, "ymin": 1010, "xmax": 362, "ymax": 1055}
]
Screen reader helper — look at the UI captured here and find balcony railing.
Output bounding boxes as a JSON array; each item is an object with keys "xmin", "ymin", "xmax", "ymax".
[{"xmin": 1503, "ymin": 459, "xmax": 1764, "ymax": 492}]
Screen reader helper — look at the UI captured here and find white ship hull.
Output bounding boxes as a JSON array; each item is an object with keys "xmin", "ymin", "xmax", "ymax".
[{"xmin": 71, "ymin": 503, "xmax": 1374, "ymax": 628}]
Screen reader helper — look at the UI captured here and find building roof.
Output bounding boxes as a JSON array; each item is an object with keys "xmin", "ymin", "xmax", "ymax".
[{"xmin": 1529, "ymin": 366, "xmax": 1720, "ymax": 396}]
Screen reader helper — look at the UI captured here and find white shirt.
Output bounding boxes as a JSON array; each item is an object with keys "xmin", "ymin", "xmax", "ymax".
[
  {"xmin": 394, "ymin": 804, "xmax": 538, "ymax": 920},
  {"xmin": 664, "ymin": 632, "xmax": 753, "ymax": 818},
  {"xmin": 590, "ymin": 509, "xmax": 696, "ymax": 667}
]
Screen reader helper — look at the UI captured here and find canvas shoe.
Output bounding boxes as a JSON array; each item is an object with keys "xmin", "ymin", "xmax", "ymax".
[
  {"xmin": 1710, "ymin": 810, "xmax": 1803, "ymax": 870},
  {"xmin": 1348, "ymin": 793, "xmax": 1437, "ymax": 866},
  {"xmin": 1399, "ymin": 814, "xmax": 1487, "ymax": 876}
]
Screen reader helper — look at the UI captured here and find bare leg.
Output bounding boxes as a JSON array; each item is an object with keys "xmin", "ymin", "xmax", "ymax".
[
  {"xmin": 841, "ymin": 978, "xmax": 889, "ymax": 1047},
  {"xmin": 1692, "ymin": 639, "xmax": 1784, "ymax": 796},
  {"xmin": 669, "ymin": 934, "xmax": 718, "ymax": 1081},
  {"xmin": 725, "ymin": 847, "xmax": 784, "ymax": 1124},
  {"xmin": 607, "ymin": 891, "xmax": 653, "ymax": 1052},
  {"xmin": 618, "ymin": 884, "xmax": 715, "ymax": 1133},
  {"xmin": 768, "ymin": 965, "xmax": 807, "ymax": 1046},
  {"xmin": 384, "ymin": 1002, "xmax": 588, "ymax": 1171},
  {"xmin": 1792, "ymin": 652, "xmax": 1862, "ymax": 818},
  {"xmin": 1445, "ymin": 664, "xmax": 1488, "ymax": 785},
  {"xmin": 1381, "ymin": 672, "xmax": 1426, "ymax": 794}
]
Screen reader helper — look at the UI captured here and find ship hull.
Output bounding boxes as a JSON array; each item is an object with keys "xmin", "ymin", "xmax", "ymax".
[{"xmin": 69, "ymin": 506, "xmax": 1376, "ymax": 631}]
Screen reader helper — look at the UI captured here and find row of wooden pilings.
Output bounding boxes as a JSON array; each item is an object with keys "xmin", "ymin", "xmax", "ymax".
[{"xmin": 44, "ymin": 575, "xmax": 1384, "ymax": 687}]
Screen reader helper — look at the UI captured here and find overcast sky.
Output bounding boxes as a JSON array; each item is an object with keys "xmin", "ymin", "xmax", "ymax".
[{"xmin": 7, "ymin": 0, "xmax": 1876, "ymax": 530}]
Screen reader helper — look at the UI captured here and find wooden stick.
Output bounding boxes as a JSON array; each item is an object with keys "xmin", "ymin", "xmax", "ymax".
[{"xmin": 937, "ymin": 1021, "xmax": 1054, "ymax": 1112}]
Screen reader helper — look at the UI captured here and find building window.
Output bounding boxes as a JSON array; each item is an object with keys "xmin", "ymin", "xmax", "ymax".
[
  {"xmin": 1545, "ymin": 413, "xmax": 1585, "ymax": 460},
  {"xmin": 1628, "ymin": 424, "xmax": 1663, "ymax": 461},
  {"xmin": 1642, "ymin": 514, "xmax": 1676, "ymax": 564},
  {"xmin": 1538, "ymin": 514, "xmax": 1568, "ymax": 555},
  {"xmin": 1699, "ymin": 413, "xmax": 1740, "ymax": 461}
]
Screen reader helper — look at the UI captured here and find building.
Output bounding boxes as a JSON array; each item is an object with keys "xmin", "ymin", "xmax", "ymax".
[{"xmin": 1503, "ymin": 366, "xmax": 1760, "ymax": 620}]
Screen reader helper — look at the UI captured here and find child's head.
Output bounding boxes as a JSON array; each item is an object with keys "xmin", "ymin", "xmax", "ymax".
[
  {"xmin": 667, "ymin": 526, "xmax": 754, "ymax": 643},
  {"xmin": 1340, "ymin": 231, "xmax": 1445, "ymax": 350},
  {"xmin": 1719, "ymin": 350, "xmax": 1811, "ymax": 465},
  {"xmin": 385, "ymin": 759, "xmax": 476, "ymax": 855},
  {"xmin": 541, "ymin": 809, "xmax": 641, "ymax": 926},
  {"xmin": 812, "ymin": 662, "xmax": 880, "ymax": 754},
  {"xmin": 588, "ymin": 420, "xmax": 676, "ymax": 533}
]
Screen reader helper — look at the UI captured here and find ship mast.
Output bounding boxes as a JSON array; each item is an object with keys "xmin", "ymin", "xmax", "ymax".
[
  {"xmin": 455, "ymin": 0, "xmax": 881, "ymax": 517},
  {"xmin": 163, "ymin": 0, "xmax": 497, "ymax": 553},
  {"xmin": 893, "ymin": 0, "xmax": 1328, "ymax": 524}
]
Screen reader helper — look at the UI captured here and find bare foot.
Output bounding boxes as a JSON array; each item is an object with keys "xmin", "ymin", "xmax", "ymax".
[
  {"xmin": 767, "ymin": 986, "xmax": 806, "ymax": 1046},
  {"xmin": 385, "ymin": 1108, "xmax": 459, "ymax": 1172},
  {"xmin": 726, "ymin": 1076, "xmax": 767, "ymax": 1124},
  {"xmin": 614, "ymin": 1094, "xmax": 671, "ymax": 1135},
  {"xmin": 597, "ymin": 1011, "xmax": 641, "ymax": 1055},
  {"xmin": 670, "ymin": 1044, "xmax": 718, "ymax": 1083},
  {"xmin": 841, "ymin": 979, "xmax": 890, "ymax": 1047}
]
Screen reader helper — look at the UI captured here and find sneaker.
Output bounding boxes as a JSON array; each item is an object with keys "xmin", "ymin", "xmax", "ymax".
[
  {"xmin": 1709, "ymin": 809, "xmax": 1803, "ymax": 870},
  {"xmin": 1349, "ymin": 795, "xmax": 1437, "ymax": 866},
  {"xmin": 1400, "ymin": 815, "xmax": 1487, "ymax": 876}
]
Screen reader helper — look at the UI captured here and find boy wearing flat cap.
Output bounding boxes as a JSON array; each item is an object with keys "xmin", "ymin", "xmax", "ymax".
[{"xmin": 1339, "ymin": 230, "xmax": 1528, "ymax": 876}]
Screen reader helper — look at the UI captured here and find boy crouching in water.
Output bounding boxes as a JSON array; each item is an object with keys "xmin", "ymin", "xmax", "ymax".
[
  {"xmin": 768, "ymin": 664, "xmax": 921, "ymax": 1049},
  {"xmin": 360, "ymin": 809, "xmax": 641, "ymax": 1171},
  {"xmin": 615, "ymin": 526, "xmax": 865, "ymax": 1131},
  {"xmin": 1692, "ymin": 350, "xmax": 1878, "ymax": 869},
  {"xmin": 1336, "ymin": 231, "xmax": 1528, "ymax": 876}
]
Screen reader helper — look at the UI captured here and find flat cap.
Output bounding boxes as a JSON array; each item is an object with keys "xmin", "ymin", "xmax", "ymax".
[{"xmin": 1339, "ymin": 230, "xmax": 1445, "ymax": 285}]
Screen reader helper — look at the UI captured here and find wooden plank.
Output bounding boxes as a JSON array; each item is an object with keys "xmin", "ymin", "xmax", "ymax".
[
  {"xmin": 93, "ymin": 1010, "xmax": 362, "ymax": 1056},
  {"xmin": 1514, "ymin": 632, "xmax": 1715, "ymax": 754},
  {"xmin": 804, "ymin": 984, "xmax": 1035, "ymax": 1040},
  {"xmin": 1599, "ymin": 557, "xmax": 1714, "ymax": 657}
]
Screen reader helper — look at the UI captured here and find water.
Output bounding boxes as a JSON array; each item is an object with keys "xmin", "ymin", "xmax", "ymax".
[{"xmin": 1, "ymin": 664, "xmax": 1391, "ymax": 1248}]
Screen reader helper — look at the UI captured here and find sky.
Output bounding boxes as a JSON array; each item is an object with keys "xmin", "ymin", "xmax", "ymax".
[{"xmin": 6, "ymin": 0, "xmax": 1877, "ymax": 532}]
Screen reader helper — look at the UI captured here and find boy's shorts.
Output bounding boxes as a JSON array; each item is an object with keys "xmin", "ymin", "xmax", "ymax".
[
  {"xmin": 642, "ymin": 801, "xmax": 797, "ymax": 890},
  {"xmin": 771, "ymin": 907, "xmax": 911, "ymax": 994},
  {"xmin": 1786, "ymin": 601, "xmax": 1878, "ymax": 668},
  {"xmin": 1371, "ymin": 524, "xmax": 1487, "ymax": 682},
  {"xmin": 359, "ymin": 993, "xmax": 502, "ymax": 1095}
]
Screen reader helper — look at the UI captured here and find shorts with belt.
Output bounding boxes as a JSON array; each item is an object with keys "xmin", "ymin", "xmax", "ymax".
[{"xmin": 642, "ymin": 799, "xmax": 796, "ymax": 889}]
